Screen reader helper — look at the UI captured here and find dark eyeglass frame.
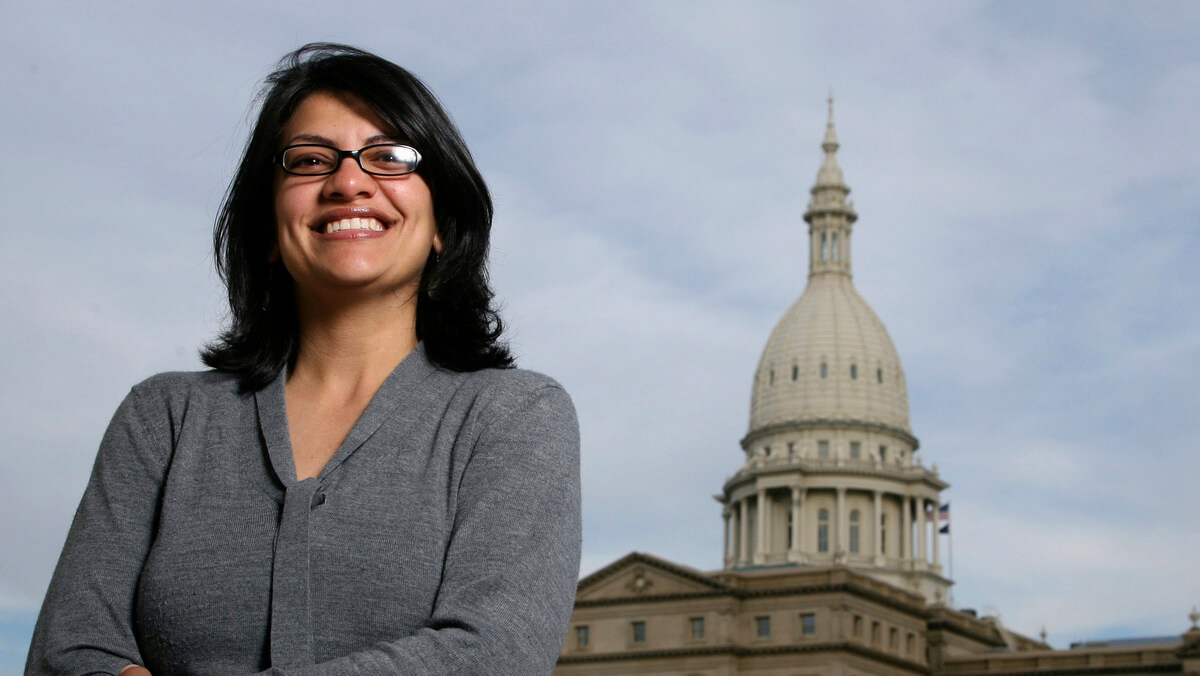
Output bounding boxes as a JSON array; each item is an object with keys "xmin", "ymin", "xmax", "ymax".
[{"xmin": 277, "ymin": 143, "xmax": 422, "ymax": 176}]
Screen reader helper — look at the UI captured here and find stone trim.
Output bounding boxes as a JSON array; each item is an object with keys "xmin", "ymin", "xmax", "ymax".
[
  {"xmin": 939, "ymin": 662, "xmax": 1180, "ymax": 676},
  {"xmin": 743, "ymin": 418, "xmax": 920, "ymax": 450},
  {"xmin": 723, "ymin": 462, "xmax": 949, "ymax": 493},
  {"xmin": 574, "ymin": 589, "xmax": 732, "ymax": 609},
  {"xmin": 576, "ymin": 578, "xmax": 928, "ymax": 617},
  {"xmin": 576, "ymin": 551, "xmax": 730, "ymax": 595},
  {"xmin": 557, "ymin": 639, "xmax": 929, "ymax": 673}
]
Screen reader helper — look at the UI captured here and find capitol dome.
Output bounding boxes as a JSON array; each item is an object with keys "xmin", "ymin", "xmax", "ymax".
[
  {"xmin": 750, "ymin": 275, "xmax": 909, "ymax": 434},
  {"xmin": 748, "ymin": 101, "xmax": 909, "ymax": 438},
  {"xmin": 721, "ymin": 101, "xmax": 946, "ymax": 603}
]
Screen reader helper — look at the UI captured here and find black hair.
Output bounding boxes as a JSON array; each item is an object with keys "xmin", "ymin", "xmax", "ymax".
[{"xmin": 201, "ymin": 43, "xmax": 512, "ymax": 389}]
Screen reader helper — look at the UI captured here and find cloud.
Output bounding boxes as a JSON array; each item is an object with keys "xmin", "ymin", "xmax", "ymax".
[{"xmin": 2, "ymin": 0, "xmax": 1198, "ymax": 657}]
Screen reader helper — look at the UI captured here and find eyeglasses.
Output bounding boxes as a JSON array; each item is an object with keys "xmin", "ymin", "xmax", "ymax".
[{"xmin": 278, "ymin": 143, "xmax": 422, "ymax": 176}]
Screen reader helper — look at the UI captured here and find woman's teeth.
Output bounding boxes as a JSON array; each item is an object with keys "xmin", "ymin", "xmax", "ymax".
[{"xmin": 324, "ymin": 218, "xmax": 384, "ymax": 234}]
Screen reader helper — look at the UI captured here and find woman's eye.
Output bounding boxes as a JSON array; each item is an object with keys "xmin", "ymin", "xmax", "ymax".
[
  {"xmin": 297, "ymin": 155, "xmax": 332, "ymax": 167},
  {"xmin": 285, "ymin": 149, "xmax": 337, "ymax": 173},
  {"xmin": 364, "ymin": 147, "xmax": 415, "ymax": 172},
  {"xmin": 367, "ymin": 150, "xmax": 401, "ymax": 165}
]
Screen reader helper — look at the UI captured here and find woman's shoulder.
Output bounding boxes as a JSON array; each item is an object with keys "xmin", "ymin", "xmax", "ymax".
[
  {"xmin": 457, "ymin": 366, "xmax": 569, "ymax": 402},
  {"xmin": 448, "ymin": 366, "xmax": 576, "ymax": 424},
  {"xmin": 464, "ymin": 365, "xmax": 565, "ymax": 391},
  {"xmin": 125, "ymin": 369, "xmax": 249, "ymax": 409}
]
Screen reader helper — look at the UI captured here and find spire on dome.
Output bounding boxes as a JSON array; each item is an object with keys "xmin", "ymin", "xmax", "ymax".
[
  {"xmin": 815, "ymin": 93, "xmax": 847, "ymax": 190},
  {"xmin": 822, "ymin": 93, "xmax": 839, "ymax": 151},
  {"xmin": 805, "ymin": 95, "xmax": 857, "ymax": 277}
]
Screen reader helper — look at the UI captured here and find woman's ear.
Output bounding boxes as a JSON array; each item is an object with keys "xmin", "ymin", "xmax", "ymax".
[{"xmin": 433, "ymin": 233, "xmax": 443, "ymax": 254}]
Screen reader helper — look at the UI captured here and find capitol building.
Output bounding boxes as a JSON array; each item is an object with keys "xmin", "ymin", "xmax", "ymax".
[{"xmin": 554, "ymin": 102, "xmax": 1200, "ymax": 676}]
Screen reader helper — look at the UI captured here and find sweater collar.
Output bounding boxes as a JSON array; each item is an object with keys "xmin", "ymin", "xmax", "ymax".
[{"xmin": 254, "ymin": 342, "xmax": 440, "ymax": 487}]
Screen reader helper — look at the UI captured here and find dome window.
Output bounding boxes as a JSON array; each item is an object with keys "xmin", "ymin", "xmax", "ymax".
[
  {"xmin": 820, "ymin": 362, "xmax": 828, "ymax": 379},
  {"xmin": 792, "ymin": 365, "xmax": 799, "ymax": 380},
  {"xmin": 849, "ymin": 510, "xmax": 861, "ymax": 553},
  {"xmin": 769, "ymin": 369, "xmax": 775, "ymax": 385},
  {"xmin": 818, "ymin": 509, "xmax": 830, "ymax": 552},
  {"xmin": 764, "ymin": 445, "xmax": 771, "ymax": 457},
  {"xmin": 877, "ymin": 368, "xmax": 883, "ymax": 384},
  {"xmin": 850, "ymin": 364, "xmax": 858, "ymax": 380}
]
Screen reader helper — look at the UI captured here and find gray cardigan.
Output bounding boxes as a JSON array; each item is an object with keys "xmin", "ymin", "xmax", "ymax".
[{"xmin": 27, "ymin": 345, "xmax": 581, "ymax": 675}]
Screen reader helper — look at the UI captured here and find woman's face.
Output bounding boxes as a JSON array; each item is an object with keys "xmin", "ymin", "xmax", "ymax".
[{"xmin": 272, "ymin": 90, "xmax": 440, "ymax": 306}]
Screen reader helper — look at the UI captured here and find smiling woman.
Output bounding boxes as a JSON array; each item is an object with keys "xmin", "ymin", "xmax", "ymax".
[
  {"xmin": 25, "ymin": 44, "xmax": 581, "ymax": 676},
  {"xmin": 272, "ymin": 91, "xmax": 440, "ymax": 324}
]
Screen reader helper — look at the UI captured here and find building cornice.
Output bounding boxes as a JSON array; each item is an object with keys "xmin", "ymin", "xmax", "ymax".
[
  {"xmin": 723, "ymin": 460, "xmax": 949, "ymax": 496},
  {"xmin": 743, "ymin": 418, "xmax": 919, "ymax": 450},
  {"xmin": 575, "ymin": 565, "xmax": 932, "ymax": 616},
  {"xmin": 575, "ymin": 551, "xmax": 730, "ymax": 597},
  {"xmin": 559, "ymin": 639, "xmax": 929, "ymax": 674},
  {"xmin": 939, "ymin": 660, "xmax": 1180, "ymax": 676}
]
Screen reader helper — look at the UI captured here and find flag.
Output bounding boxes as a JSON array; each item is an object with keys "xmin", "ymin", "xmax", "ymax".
[{"xmin": 938, "ymin": 502, "xmax": 950, "ymax": 534}]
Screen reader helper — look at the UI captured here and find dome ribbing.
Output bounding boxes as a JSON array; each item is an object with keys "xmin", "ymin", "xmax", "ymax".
[{"xmin": 748, "ymin": 98, "xmax": 910, "ymax": 438}]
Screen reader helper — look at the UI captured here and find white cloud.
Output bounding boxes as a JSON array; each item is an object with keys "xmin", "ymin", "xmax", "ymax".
[{"xmin": 2, "ymin": 0, "xmax": 1198, "ymax": 656}]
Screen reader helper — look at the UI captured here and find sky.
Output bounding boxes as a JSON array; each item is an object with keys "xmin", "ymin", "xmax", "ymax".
[{"xmin": 2, "ymin": 0, "xmax": 1199, "ymax": 670}]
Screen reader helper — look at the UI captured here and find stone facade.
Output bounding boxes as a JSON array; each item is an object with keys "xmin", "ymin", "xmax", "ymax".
[{"xmin": 556, "ymin": 102, "xmax": 1198, "ymax": 676}]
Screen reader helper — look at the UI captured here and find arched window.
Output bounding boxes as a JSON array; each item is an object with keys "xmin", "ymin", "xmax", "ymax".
[
  {"xmin": 877, "ymin": 368, "xmax": 883, "ymax": 384},
  {"xmin": 792, "ymin": 365, "xmax": 799, "ymax": 380},
  {"xmin": 769, "ymin": 369, "xmax": 775, "ymax": 385},
  {"xmin": 849, "ymin": 510, "xmax": 860, "ymax": 554},
  {"xmin": 820, "ymin": 362, "xmax": 828, "ymax": 379},
  {"xmin": 831, "ymin": 232, "xmax": 839, "ymax": 260},
  {"xmin": 881, "ymin": 514, "xmax": 888, "ymax": 555},
  {"xmin": 818, "ymin": 509, "xmax": 829, "ymax": 553},
  {"xmin": 821, "ymin": 232, "xmax": 828, "ymax": 261},
  {"xmin": 850, "ymin": 364, "xmax": 858, "ymax": 380}
]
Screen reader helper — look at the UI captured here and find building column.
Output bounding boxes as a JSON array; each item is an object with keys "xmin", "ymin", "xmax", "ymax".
[
  {"xmin": 755, "ymin": 488, "xmax": 771, "ymax": 564},
  {"xmin": 788, "ymin": 487, "xmax": 803, "ymax": 562},
  {"xmin": 916, "ymin": 498, "xmax": 928, "ymax": 569},
  {"xmin": 873, "ymin": 490, "xmax": 883, "ymax": 564},
  {"xmin": 844, "ymin": 226, "xmax": 853, "ymax": 271},
  {"xmin": 739, "ymin": 497, "xmax": 750, "ymax": 565},
  {"xmin": 722, "ymin": 506, "xmax": 732, "ymax": 568},
  {"xmin": 901, "ymin": 495, "xmax": 912, "ymax": 562},
  {"xmin": 835, "ymin": 487, "xmax": 846, "ymax": 559}
]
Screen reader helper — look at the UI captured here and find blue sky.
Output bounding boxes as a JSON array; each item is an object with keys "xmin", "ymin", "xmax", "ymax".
[{"xmin": 2, "ymin": 1, "xmax": 1199, "ymax": 669}]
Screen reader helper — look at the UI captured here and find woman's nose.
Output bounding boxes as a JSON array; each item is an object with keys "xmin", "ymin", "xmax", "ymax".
[{"xmin": 322, "ymin": 156, "xmax": 376, "ymax": 200}]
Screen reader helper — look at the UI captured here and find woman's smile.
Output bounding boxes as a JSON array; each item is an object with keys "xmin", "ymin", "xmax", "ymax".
[{"xmin": 310, "ymin": 206, "xmax": 393, "ymax": 237}]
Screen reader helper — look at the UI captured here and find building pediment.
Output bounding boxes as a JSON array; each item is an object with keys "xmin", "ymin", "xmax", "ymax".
[{"xmin": 575, "ymin": 552, "xmax": 728, "ymax": 604}]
